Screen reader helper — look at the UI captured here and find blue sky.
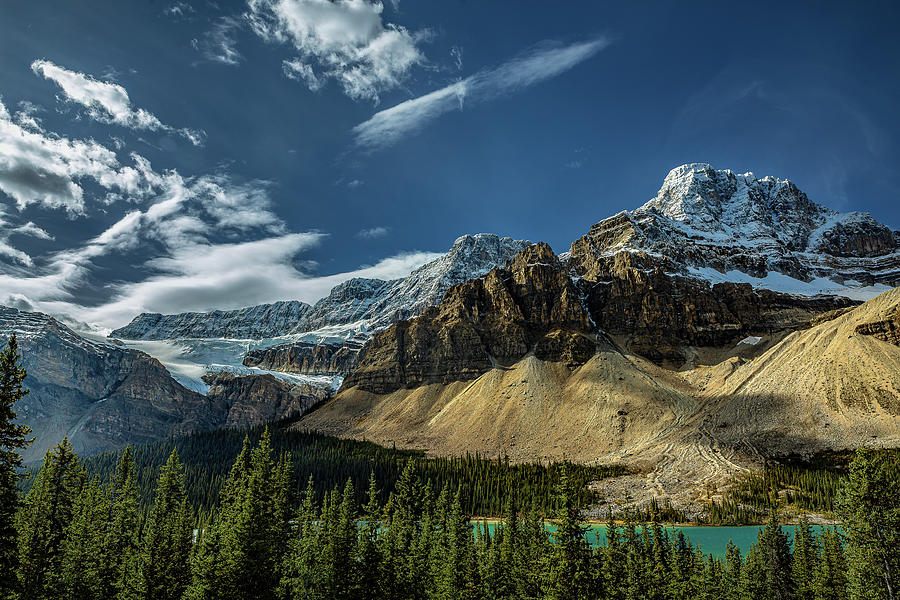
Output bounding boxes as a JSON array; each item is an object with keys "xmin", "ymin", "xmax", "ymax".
[{"xmin": 0, "ymin": 0, "xmax": 898, "ymax": 330}]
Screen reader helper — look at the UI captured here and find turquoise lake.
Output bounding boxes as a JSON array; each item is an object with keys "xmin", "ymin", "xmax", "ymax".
[{"xmin": 471, "ymin": 522, "xmax": 835, "ymax": 557}]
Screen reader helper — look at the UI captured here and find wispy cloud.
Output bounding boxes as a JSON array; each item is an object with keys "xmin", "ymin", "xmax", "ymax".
[
  {"xmin": 31, "ymin": 60, "xmax": 206, "ymax": 145},
  {"xmin": 356, "ymin": 225, "xmax": 389, "ymax": 239},
  {"xmin": 192, "ymin": 16, "xmax": 243, "ymax": 65},
  {"xmin": 164, "ymin": 2, "xmax": 195, "ymax": 19},
  {"xmin": 352, "ymin": 37, "xmax": 610, "ymax": 150},
  {"xmin": 246, "ymin": 0, "xmax": 426, "ymax": 102}
]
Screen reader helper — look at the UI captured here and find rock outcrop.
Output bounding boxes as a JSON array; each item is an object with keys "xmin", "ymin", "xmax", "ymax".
[
  {"xmin": 343, "ymin": 243, "xmax": 599, "ymax": 394},
  {"xmin": 567, "ymin": 250, "xmax": 857, "ymax": 364},
  {"xmin": 578, "ymin": 163, "xmax": 900, "ymax": 288},
  {"xmin": 242, "ymin": 340, "xmax": 364, "ymax": 375},
  {"xmin": 203, "ymin": 372, "xmax": 330, "ymax": 427},
  {"xmin": 0, "ymin": 307, "xmax": 226, "ymax": 463},
  {"xmin": 856, "ymin": 308, "xmax": 900, "ymax": 346},
  {"xmin": 112, "ymin": 301, "xmax": 312, "ymax": 340}
]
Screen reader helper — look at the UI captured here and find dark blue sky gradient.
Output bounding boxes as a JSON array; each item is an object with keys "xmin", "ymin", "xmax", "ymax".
[{"xmin": 1, "ymin": 0, "xmax": 898, "ymax": 281}]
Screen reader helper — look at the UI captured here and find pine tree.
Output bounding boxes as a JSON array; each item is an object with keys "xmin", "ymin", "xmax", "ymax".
[
  {"xmin": 357, "ymin": 472, "xmax": 383, "ymax": 600},
  {"xmin": 792, "ymin": 517, "xmax": 820, "ymax": 600},
  {"xmin": 59, "ymin": 476, "xmax": 110, "ymax": 600},
  {"xmin": 548, "ymin": 462, "xmax": 591, "ymax": 600},
  {"xmin": 128, "ymin": 449, "xmax": 192, "ymax": 600},
  {"xmin": 722, "ymin": 540, "xmax": 742, "ymax": 600},
  {"xmin": 0, "ymin": 334, "xmax": 33, "ymax": 600},
  {"xmin": 816, "ymin": 528, "xmax": 848, "ymax": 600},
  {"xmin": 749, "ymin": 512, "xmax": 795, "ymax": 600},
  {"xmin": 279, "ymin": 475, "xmax": 319, "ymax": 600},
  {"xmin": 434, "ymin": 488, "xmax": 473, "ymax": 600},
  {"xmin": 187, "ymin": 430, "xmax": 290, "ymax": 600},
  {"xmin": 17, "ymin": 437, "xmax": 84, "ymax": 600},
  {"xmin": 839, "ymin": 447, "xmax": 900, "ymax": 600},
  {"xmin": 102, "ymin": 448, "xmax": 140, "ymax": 600}
]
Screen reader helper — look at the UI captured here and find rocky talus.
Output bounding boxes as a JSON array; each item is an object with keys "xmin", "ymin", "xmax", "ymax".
[
  {"xmin": 243, "ymin": 340, "xmax": 363, "ymax": 375},
  {"xmin": 342, "ymin": 243, "xmax": 598, "ymax": 394}
]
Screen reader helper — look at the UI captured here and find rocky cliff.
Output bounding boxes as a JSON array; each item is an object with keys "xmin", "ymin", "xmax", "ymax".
[
  {"xmin": 203, "ymin": 372, "xmax": 330, "ymax": 427},
  {"xmin": 0, "ymin": 307, "xmax": 227, "ymax": 463},
  {"xmin": 855, "ymin": 308, "xmax": 900, "ymax": 346},
  {"xmin": 566, "ymin": 249, "xmax": 857, "ymax": 364},
  {"xmin": 580, "ymin": 163, "xmax": 900, "ymax": 289},
  {"xmin": 242, "ymin": 340, "xmax": 364, "ymax": 375},
  {"xmin": 342, "ymin": 243, "xmax": 599, "ymax": 394},
  {"xmin": 112, "ymin": 300, "xmax": 312, "ymax": 340}
]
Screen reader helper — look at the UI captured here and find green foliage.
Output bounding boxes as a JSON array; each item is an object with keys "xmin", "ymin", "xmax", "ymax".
[
  {"xmin": 838, "ymin": 447, "xmax": 900, "ymax": 600},
  {"xmin": 0, "ymin": 334, "xmax": 32, "ymax": 600},
  {"xmin": 707, "ymin": 451, "xmax": 873, "ymax": 525},
  {"xmin": 44, "ymin": 423, "xmax": 624, "ymax": 518},
  {"xmin": 15, "ymin": 432, "xmax": 900, "ymax": 600},
  {"xmin": 16, "ymin": 437, "xmax": 84, "ymax": 600},
  {"xmin": 125, "ymin": 449, "xmax": 192, "ymax": 600}
]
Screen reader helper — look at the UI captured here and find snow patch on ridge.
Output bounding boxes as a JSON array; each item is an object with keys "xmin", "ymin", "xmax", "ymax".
[{"xmin": 686, "ymin": 267, "xmax": 891, "ymax": 301}]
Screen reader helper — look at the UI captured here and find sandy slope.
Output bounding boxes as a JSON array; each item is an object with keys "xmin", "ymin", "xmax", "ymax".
[
  {"xmin": 703, "ymin": 286, "xmax": 900, "ymax": 454},
  {"xmin": 298, "ymin": 288, "xmax": 900, "ymax": 510},
  {"xmin": 301, "ymin": 348, "xmax": 694, "ymax": 463}
]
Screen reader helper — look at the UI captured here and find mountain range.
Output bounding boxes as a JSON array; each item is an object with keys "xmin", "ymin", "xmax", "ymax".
[{"xmin": 4, "ymin": 163, "xmax": 900, "ymax": 512}]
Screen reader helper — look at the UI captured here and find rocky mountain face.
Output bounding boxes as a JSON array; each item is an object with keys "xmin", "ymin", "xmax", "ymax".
[
  {"xmin": 203, "ymin": 372, "xmax": 330, "ymax": 427},
  {"xmin": 0, "ymin": 307, "xmax": 227, "ymax": 463},
  {"xmin": 0, "ymin": 305, "xmax": 338, "ymax": 462},
  {"xmin": 242, "ymin": 340, "xmax": 363, "ymax": 375},
  {"xmin": 111, "ymin": 301, "xmax": 313, "ymax": 340},
  {"xmin": 111, "ymin": 234, "xmax": 530, "ymax": 343},
  {"xmin": 584, "ymin": 163, "xmax": 900, "ymax": 288},
  {"xmin": 343, "ymin": 243, "xmax": 599, "ymax": 394},
  {"xmin": 567, "ymin": 245, "xmax": 857, "ymax": 364}
]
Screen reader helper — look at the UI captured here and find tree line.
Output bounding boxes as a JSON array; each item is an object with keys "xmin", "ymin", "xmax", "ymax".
[
  {"xmin": 29, "ymin": 423, "xmax": 625, "ymax": 519},
  {"xmin": 2, "ymin": 334, "xmax": 900, "ymax": 600}
]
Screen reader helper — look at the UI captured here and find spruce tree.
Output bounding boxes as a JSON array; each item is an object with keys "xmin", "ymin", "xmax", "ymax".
[
  {"xmin": 187, "ymin": 430, "xmax": 290, "ymax": 600},
  {"xmin": 816, "ymin": 528, "xmax": 848, "ymax": 600},
  {"xmin": 59, "ymin": 476, "xmax": 110, "ymax": 600},
  {"xmin": 0, "ymin": 334, "xmax": 33, "ymax": 600},
  {"xmin": 792, "ymin": 517, "xmax": 820, "ymax": 600},
  {"xmin": 748, "ymin": 512, "xmax": 795, "ymax": 600},
  {"xmin": 548, "ymin": 462, "xmax": 591, "ymax": 600},
  {"xmin": 102, "ymin": 448, "xmax": 140, "ymax": 600},
  {"xmin": 839, "ymin": 447, "xmax": 900, "ymax": 600},
  {"xmin": 278, "ymin": 475, "xmax": 319, "ymax": 600},
  {"xmin": 128, "ymin": 449, "xmax": 192, "ymax": 600},
  {"xmin": 357, "ymin": 472, "xmax": 383, "ymax": 600},
  {"xmin": 16, "ymin": 437, "xmax": 84, "ymax": 600},
  {"xmin": 722, "ymin": 540, "xmax": 742, "ymax": 600}
]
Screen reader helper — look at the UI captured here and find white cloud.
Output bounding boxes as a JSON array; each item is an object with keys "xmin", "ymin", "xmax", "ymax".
[
  {"xmin": 165, "ymin": 2, "xmax": 195, "ymax": 19},
  {"xmin": 0, "ymin": 124, "xmax": 439, "ymax": 331},
  {"xmin": 31, "ymin": 60, "xmax": 206, "ymax": 145},
  {"xmin": 353, "ymin": 37, "xmax": 610, "ymax": 150},
  {"xmin": 283, "ymin": 59, "xmax": 323, "ymax": 90},
  {"xmin": 192, "ymin": 17, "xmax": 243, "ymax": 65},
  {"xmin": 356, "ymin": 225, "xmax": 389, "ymax": 239},
  {"xmin": 246, "ymin": 0, "xmax": 425, "ymax": 102},
  {"xmin": 0, "ymin": 99, "xmax": 162, "ymax": 214}
]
